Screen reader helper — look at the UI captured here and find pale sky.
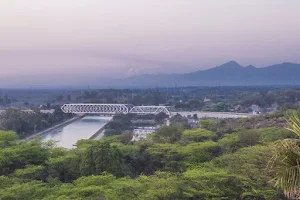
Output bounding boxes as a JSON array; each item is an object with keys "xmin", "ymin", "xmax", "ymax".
[{"xmin": 1, "ymin": 0, "xmax": 300, "ymax": 87}]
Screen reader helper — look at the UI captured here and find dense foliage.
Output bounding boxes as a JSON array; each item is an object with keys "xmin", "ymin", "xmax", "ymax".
[
  {"xmin": 80, "ymin": 87, "xmax": 300, "ymax": 112},
  {"xmin": 104, "ymin": 114, "xmax": 133, "ymax": 136},
  {"xmin": 1, "ymin": 110, "xmax": 300, "ymax": 199},
  {"xmin": 267, "ymin": 113, "xmax": 300, "ymax": 199},
  {"xmin": 2, "ymin": 87, "xmax": 300, "ymax": 114},
  {"xmin": 0, "ymin": 107, "xmax": 73, "ymax": 138},
  {"xmin": 104, "ymin": 113, "xmax": 169, "ymax": 137}
]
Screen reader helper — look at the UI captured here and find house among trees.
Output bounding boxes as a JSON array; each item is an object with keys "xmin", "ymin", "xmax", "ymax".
[
  {"xmin": 251, "ymin": 104, "xmax": 261, "ymax": 115},
  {"xmin": 203, "ymin": 97, "xmax": 211, "ymax": 104}
]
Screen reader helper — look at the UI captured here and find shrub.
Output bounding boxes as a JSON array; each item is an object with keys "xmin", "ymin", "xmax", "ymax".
[{"xmin": 182, "ymin": 128, "xmax": 216, "ymax": 142}]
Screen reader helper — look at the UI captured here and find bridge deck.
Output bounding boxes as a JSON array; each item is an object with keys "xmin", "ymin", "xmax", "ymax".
[{"xmin": 61, "ymin": 104, "xmax": 172, "ymax": 115}]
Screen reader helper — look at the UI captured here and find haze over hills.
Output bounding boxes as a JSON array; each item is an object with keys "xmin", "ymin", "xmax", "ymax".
[
  {"xmin": 1, "ymin": 61, "xmax": 299, "ymax": 89},
  {"xmin": 112, "ymin": 61, "xmax": 300, "ymax": 88}
]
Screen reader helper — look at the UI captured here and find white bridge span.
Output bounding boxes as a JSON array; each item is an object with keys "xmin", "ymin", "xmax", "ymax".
[{"xmin": 61, "ymin": 104, "xmax": 173, "ymax": 115}]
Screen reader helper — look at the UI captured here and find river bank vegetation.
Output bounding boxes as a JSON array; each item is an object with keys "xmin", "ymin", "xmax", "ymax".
[
  {"xmin": 81, "ymin": 87, "xmax": 300, "ymax": 113},
  {"xmin": 104, "ymin": 113, "xmax": 169, "ymax": 137},
  {"xmin": 2, "ymin": 87, "xmax": 300, "ymax": 114},
  {"xmin": 0, "ymin": 109, "xmax": 299, "ymax": 199},
  {"xmin": 0, "ymin": 106, "xmax": 73, "ymax": 138}
]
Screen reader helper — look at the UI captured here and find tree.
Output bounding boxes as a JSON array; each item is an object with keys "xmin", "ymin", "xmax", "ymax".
[
  {"xmin": 118, "ymin": 132, "xmax": 133, "ymax": 144},
  {"xmin": 268, "ymin": 113, "xmax": 300, "ymax": 199},
  {"xmin": 79, "ymin": 141, "xmax": 124, "ymax": 177},
  {"xmin": 199, "ymin": 119, "xmax": 217, "ymax": 132},
  {"xmin": 202, "ymin": 102, "xmax": 231, "ymax": 112},
  {"xmin": 218, "ymin": 133, "xmax": 239, "ymax": 153},
  {"xmin": 193, "ymin": 113, "xmax": 198, "ymax": 121},
  {"xmin": 0, "ymin": 108, "xmax": 72, "ymax": 138},
  {"xmin": 154, "ymin": 112, "xmax": 168, "ymax": 124},
  {"xmin": 104, "ymin": 114, "xmax": 132, "ymax": 136},
  {"xmin": 47, "ymin": 153, "xmax": 80, "ymax": 182},
  {"xmin": 0, "ymin": 131, "xmax": 18, "ymax": 148},
  {"xmin": 14, "ymin": 165, "xmax": 46, "ymax": 180},
  {"xmin": 178, "ymin": 141, "xmax": 221, "ymax": 163},
  {"xmin": 170, "ymin": 114, "xmax": 190, "ymax": 129},
  {"xmin": 147, "ymin": 144, "xmax": 184, "ymax": 172},
  {"xmin": 0, "ymin": 139, "xmax": 49, "ymax": 176},
  {"xmin": 152, "ymin": 126, "xmax": 182, "ymax": 143},
  {"xmin": 182, "ymin": 128, "xmax": 216, "ymax": 142},
  {"xmin": 238, "ymin": 129, "xmax": 261, "ymax": 147}
]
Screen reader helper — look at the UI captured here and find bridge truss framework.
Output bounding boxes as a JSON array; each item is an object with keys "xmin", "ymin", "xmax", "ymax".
[{"xmin": 61, "ymin": 104, "xmax": 173, "ymax": 115}]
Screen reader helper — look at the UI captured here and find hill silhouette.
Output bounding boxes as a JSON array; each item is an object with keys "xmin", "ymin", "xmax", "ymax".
[{"xmin": 114, "ymin": 61, "xmax": 300, "ymax": 88}]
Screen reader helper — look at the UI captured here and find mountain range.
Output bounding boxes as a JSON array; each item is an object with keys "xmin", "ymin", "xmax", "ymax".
[{"xmin": 111, "ymin": 61, "xmax": 300, "ymax": 88}]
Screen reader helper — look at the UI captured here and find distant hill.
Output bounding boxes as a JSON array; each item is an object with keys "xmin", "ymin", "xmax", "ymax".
[{"xmin": 112, "ymin": 61, "xmax": 300, "ymax": 88}]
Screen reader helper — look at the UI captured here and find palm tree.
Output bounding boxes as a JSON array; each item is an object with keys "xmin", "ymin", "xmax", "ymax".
[{"xmin": 268, "ymin": 112, "xmax": 300, "ymax": 199}]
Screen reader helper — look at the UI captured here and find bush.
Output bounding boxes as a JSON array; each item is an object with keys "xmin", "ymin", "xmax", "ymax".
[
  {"xmin": 152, "ymin": 126, "xmax": 182, "ymax": 143},
  {"xmin": 182, "ymin": 128, "xmax": 216, "ymax": 142},
  {"xmin": 178, "ymin": 141, "xmax": 221, "ymax": 163},
  {"xmin": 260, "ymin": 127, "xmax": 295, "ymax": 142},
  {"xmin": 199, "ymin": 119, "xmax": 217, "ymax": 132},
  {"xmin": 237, "ymin": 127, "xmax": 294, "ymax": 147},
  {"xmin": 0, "ymin": 131, "xmax": 18, "ymax": 148},
  {"xmin": 14, "ymin": 165, "xmax": 46, "ymax": 180},
  {"xmin": 218, "ymin": 133, "xmax": 239, "ymax": 153},
  {"xmin": 238, "ymin": 130, "xmax": 261, "ymax": 147},
  {"xmin": 147, "ymin": 143, "xmax": 184, "ymax": 172}
]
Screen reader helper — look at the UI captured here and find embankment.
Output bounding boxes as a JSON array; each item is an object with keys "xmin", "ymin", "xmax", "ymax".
[
  {"xmin": 26, "ymin": 116, "xmax": 84, "ymax": 140},
  {"xmin": 89, "ymin": 126, "xmax": 106, "ymax": 139},
  {"xmin": 89, "ymin": 117, "xmax": 112, "ymax": 140}
]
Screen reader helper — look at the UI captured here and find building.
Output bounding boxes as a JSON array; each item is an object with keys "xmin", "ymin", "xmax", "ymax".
[
  {"xmin": 203, "ymin": 97, "xmax": 211, "ymax": 104},
  {"xmin": 251, "ymin": 104, "xmax": 261, "ymax": 115}
]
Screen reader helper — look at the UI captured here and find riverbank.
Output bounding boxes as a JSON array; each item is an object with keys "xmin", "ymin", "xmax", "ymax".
[
  {"xmin": 26, "ymin": 116, "xmax": 83, "ymax": 140},
  {"xmin": 89, "ymin": 126, "xmax": 106, "ymax": 139},
  {"xmin": 89, "ymin": 117, "xmax": 112, "ymax": 139},
  {"xmin": 175, "ymin": 111, "xmax": 254, "ymax": 119}
]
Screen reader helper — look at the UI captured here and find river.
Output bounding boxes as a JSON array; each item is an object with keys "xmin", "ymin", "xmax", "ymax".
[{"xmin": 43, "ymin": 116, "xmax": 112, "ymax": 148}]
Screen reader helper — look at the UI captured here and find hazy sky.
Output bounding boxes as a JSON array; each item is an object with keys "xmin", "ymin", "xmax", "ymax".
[{"xmin": 1, "ymin": 0, "xmax": 300, "ymax": 87}]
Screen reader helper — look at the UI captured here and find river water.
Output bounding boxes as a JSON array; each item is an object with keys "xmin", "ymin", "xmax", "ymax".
[{"xmin": 43, "ymin": 116, "xmax": 112, "ymax": 148}]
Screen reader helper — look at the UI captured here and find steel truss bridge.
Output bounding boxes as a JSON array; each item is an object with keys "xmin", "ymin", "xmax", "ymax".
[{"xmin": 61, "ymin": 104, "xmax": 173, "ymax": 115}]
